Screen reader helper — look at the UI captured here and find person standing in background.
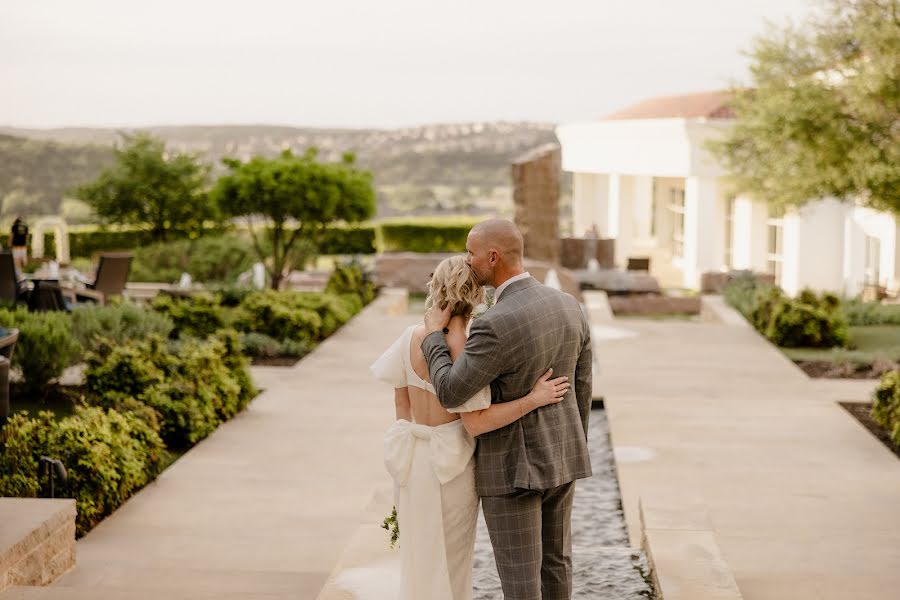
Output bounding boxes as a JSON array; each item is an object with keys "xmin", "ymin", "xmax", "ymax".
[{"xmin": 9, "ymin": 216, "xmax": 29, "ymax": 269}]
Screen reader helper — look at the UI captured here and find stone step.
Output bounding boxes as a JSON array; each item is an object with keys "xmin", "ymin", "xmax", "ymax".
[
  {"xmin": 640, "ymin": 501, "xmax": 743, "ymax": 600},
  {"xmin": 0, "ymin": 499, "xmax": 76, "ymax": 593},
  {"xmin": 0, "ymin": 586, "xmax": 298, "ymax": 600}
]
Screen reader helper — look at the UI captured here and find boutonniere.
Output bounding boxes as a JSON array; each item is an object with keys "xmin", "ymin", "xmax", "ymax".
[{"xmin": 472, "ymin": 290, "xmax": 496, "ymax": 320}]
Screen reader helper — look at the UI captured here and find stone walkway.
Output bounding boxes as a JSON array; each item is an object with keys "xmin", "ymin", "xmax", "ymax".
[
  {"xmin": 598, "ymin": 297, "xmax": 900, "ymax": 600},
  {"xmin": 2, "ymin": 291, "xmax": 412, "ymax": 600},
  {"xmin": 5, "ymin": 289, "xmax": 899, "ymax": 600}
]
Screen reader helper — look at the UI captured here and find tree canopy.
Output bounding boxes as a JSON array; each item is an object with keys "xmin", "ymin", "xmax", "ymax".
[
  {"xmin": 710, "ymin": 0, "xmax": 899, "ymax": 214},
  {"xmin": 212, "ymin": 149, "xmax": 376, "ymax": 289},
  {"xmin": 75, "ymin": 133, "xmax": 215, "ymax": 240}
]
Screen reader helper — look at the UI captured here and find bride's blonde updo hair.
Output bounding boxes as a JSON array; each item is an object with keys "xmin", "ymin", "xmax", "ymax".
[{"xmin": 425, "ymin": 256, "xmax": 485, "ymax": 320}]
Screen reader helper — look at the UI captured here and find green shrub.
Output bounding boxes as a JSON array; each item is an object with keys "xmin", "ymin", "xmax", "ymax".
[
  {"xmin": 84, "ymin": 337, "xmax": 170, "ymax": 398},
  {"xmin": 234, "ymin": 291, "xmax": 323, "ymax": 343},
  {"xmin": 214, "ymin": 284, "xmax": 255, "ymax": 307},
  {"xmin": 379, "ymin": 222, "xmax": 471, "ymax": 253},
  {"xmin": 0, "ymin": 407, "xmax": 165, "ymax": 536},
  {"xmin": 278, "ymin": 338, "xmax": 310, "ymax": 358},
  {"xmin": 326, "ymin": 260, "xmax": 375, "ymax": 305},
  {"xmin": 151, "ymin": 293, "xmax": 225, "ymax": 338},
  {"xmin": 871, "ymin": 370, "xmax": 900, "ymax": 446},
  {"xmin": 43, "ymin": 226, "xmax": 229, "ymax": 260},
  {"xmin": 764, "ymin": 298, "xmax": 849, "ymax": 348},
  {"xmin": 318, "ymin": 226, "xmax": 377, "ymax": 254},
  {"xmin": 721, "ymin": 273, "xmax": 762, "ymax": 319},
  {"xmin": 83, "ymin": 334, "xmax": 251, "ymax": 448},
  {"xmin": 239, "ymin": 332, "xmax": 282, "ymax": 358},
  {"xmin": 131, "ymin": 236, "xmax": 256, "ymax": 284},
  {"xmin": 71, "ymin": 302, "xmax": 174, "ymax": 355},
  {"xmin": 725, "ymin": 282, "xmax": 850, "ymax": 349},
  {"xmin": 842, "ymin": 299, "xmax": 900, "ymax": 326},
  {"xmin": 0, "ymin": 308, "xmax": 81, "ymax": 394},
  {"xmin": 210, "ymin": 329, "xmax": 256, "ymax": 409}
]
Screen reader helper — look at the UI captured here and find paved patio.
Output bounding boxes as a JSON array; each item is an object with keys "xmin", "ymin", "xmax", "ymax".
[
  {"xmin": 4, "ymin": 289, "xmax": 899, "ymax": 599},
  {"xmin": 597, "ymin": 297, "xmax": 900, "ymax": 600},
  {"xmin": 2, "ymin": 291, "xmax": 412, "ymax": 600}
]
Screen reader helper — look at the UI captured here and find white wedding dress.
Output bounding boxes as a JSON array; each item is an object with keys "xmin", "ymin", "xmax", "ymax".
[{"xmin": 371, "ymin": 324, "xmax": 490, "ymax": 600}]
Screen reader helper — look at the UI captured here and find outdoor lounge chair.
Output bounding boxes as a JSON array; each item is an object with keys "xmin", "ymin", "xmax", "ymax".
[
  {"xmin": 0, "ymin": 251, "xmax": 28, "ymax": 305},
  {"xmin": 68, "ymin": 253, "xmax": 133, "ymax": 305}
]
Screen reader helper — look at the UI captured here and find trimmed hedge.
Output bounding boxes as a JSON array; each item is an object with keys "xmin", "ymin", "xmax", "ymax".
[
  {"xmin": 40, "ymin": 222, "xmax": 485, "ymax": 261},
  {"xmin": 42, "ymin": 226, "xmax": 228, "ymax": 260},
  {"xmin": 379, "ymin": 223, "xmax": 471, "ymax": 253},
  {"xmin": 872, "ymin": 370, "xmax": 900, "ymax": 446},
  {"xmin": 42, "ymin": 225, "xmax": 375, "ymax": 260}
]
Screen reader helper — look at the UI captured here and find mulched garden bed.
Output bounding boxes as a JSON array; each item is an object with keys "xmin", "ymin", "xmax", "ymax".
[
  {"xmin": 795, "ymin": 360, "xmax": 900, "ymax": 379},
  {"xmin": 250, "ymin": 356, "xmax": 302, "ymax": 367},
  {"xmin": 839, "ymin": 402, "xmax": 900, "ymax": 459}
]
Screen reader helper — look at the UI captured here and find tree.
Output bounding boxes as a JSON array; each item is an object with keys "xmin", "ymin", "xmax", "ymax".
[
  {"xmin": 212, "ymin": 149, "xmax": 376, "ymax": 290},
  {"xmin": 710, "ymin": 0, "xmax": 899, "ymax": 214},
  {"xmin": 75, "ymin": 133, "xmax": 215, "ymax": 241}
]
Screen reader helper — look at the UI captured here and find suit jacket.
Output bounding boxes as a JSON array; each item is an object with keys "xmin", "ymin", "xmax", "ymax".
[{"xmin": 422, "ymin": 276, "xmax": 593, "ymax": 496}]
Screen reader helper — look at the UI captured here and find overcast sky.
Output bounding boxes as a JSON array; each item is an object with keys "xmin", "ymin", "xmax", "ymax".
[{"xmin": 0, "ymin": 0, "xmax": 816, "ymax": 129}]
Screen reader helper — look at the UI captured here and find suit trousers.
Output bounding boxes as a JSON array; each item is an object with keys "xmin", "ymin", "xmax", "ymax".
[{"xmin": 481, "ymin": 481, "xmax": 575, "ymax": 600}]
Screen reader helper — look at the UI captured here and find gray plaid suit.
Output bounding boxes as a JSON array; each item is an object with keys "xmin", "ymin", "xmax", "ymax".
[{"xmin": 422, "ymin": 276, "xmax": 592, "ymax": 599}]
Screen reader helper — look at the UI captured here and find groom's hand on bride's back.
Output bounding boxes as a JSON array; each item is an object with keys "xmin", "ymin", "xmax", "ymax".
[{"xmin": 424, "ymin": 302, "xmax": 453, "ymax": 334}]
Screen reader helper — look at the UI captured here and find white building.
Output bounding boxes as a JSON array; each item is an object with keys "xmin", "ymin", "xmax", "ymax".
[{"xmin": 557, "ymin": 90, "xmax": 900, "ymax": 297}]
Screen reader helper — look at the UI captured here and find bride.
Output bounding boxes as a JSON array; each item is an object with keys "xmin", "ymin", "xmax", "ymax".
[{"xmin": 370, "ymin": 256, "xmax": 570, "ymax": 600}]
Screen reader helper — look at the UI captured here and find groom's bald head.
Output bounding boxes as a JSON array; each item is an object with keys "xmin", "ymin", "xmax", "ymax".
[
  {"xmin": 470, "ymin": 219, "xmax": 524, "ymax": 264},
  {"xmin": 466, "ymin": 219, "xmax": 525, "ymax": 287}
]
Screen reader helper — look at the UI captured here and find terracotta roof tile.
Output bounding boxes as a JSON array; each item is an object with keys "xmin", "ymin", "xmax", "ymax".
[{"xmin": 603, "ymin": 90, "xmax": 735, "ymax": 121}]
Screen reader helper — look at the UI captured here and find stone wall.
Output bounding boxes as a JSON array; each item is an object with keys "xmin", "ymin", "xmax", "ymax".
[
  {"xmin": 608, "ymin": 294, "xmax": 702, "ymax": 316},
  {"xmin": 0, "ymin": 499, "xmax": 76, "ymax": 592},
  {"xmin": 512, "ymin": 144, "xmax": 561, "ymax": 264},
  {"xmin": 375, "ymin": 253, "xmax": 582, "ymax": 300}
]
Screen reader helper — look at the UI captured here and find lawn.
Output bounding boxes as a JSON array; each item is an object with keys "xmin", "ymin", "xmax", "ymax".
[{"xmin": 782, "ymin": 325, "xmax": 900, "ymax": 364}]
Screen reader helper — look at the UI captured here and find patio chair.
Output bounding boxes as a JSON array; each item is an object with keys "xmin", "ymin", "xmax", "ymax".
[
  {"xmin": 28, "ymin": 280, "xmax": 72, "ymax": 312},
  {"xmin": 626, "ymin": 257, "xmax": 651, "ymax": 272},
  {"xmin": 69, "ymin": 253, "xmax": 133, "ymax": 305},
  {"xmin": 0, "ymin": 328, "xmax": 18, "ymax": 428},
  {"xmin": 0, "ymin": 251, "xmax": 28, "ymax": 305}
]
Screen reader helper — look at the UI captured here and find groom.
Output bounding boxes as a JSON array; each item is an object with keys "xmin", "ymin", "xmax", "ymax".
[{"xmin": 423, "ymin": 219, "xmax": 593, "ymax": 599}]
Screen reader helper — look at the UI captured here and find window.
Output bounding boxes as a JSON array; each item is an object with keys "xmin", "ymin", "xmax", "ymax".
[
  {"xmin": 724, "ymin": 196, "xmax": 736, "ymax": 269},
  {"xmin": 668, "ymin": 186, "xmax": 685, "ymax": 258},
  {"xmin": 766, "ymin": 216, "xmax": 784, "ymax": 283}
]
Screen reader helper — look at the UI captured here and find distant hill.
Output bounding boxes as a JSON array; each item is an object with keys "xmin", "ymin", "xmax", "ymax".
[{"xmin": 0, "ymin": 122, "xmax": 563, "ymax": 219}]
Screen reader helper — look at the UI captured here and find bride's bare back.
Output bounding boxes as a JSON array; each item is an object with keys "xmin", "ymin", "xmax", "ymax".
[{"xmin": 407, "ymin": 316, "xmax": 468, "ymax": 427}]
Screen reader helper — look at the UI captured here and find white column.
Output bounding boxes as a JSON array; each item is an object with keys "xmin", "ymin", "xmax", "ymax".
[
  {"xmin": 731, "ymin": 196, "xmax": 769, "ymax": 272},
  {"xmin": 749, "ymin": 200, "xmax": 770, "ymax": 272},
  {"xmin": 782, "ymin": 214, "xmax": 802, "ymax": 297},
  {"xmin": 731, "ymin": 196, "xmax": 752, "ymax": 270},
  {"xmin": 783, "ymin": 199, "xmax": 845, "ymax": 296},
  {"xmin": 607, "ymin": 173, "xmax": 621, "ymax": 240},
  {"xmin": 572, "ymin": 172, "xmax": 609, "ymax": 238},
  {"xmin": 682, "ymin": 176, "xmax": 720, "ymax": 289},
  {"xmin": 632, "ymin": 175, "xmax": 654, "ymax": 244},
  {"xmin": 608, "ymin": 174, "xmax": 635, "ymax": 267}
]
